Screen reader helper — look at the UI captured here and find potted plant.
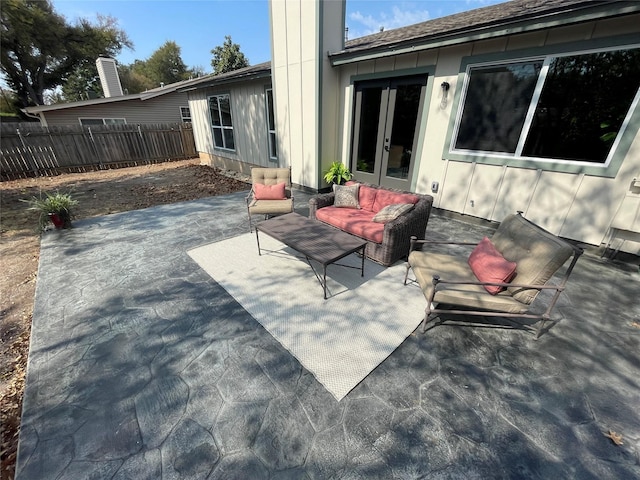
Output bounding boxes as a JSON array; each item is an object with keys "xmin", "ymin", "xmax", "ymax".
[
  {"xmin": 323, "ymin": 161, "xmax": 353, "ymax": 186},
  {"xmin": 23, "ymin": 191, "xmax": 78, "ymax": 230}
]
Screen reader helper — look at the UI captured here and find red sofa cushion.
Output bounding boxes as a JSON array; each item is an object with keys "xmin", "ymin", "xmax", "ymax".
[
  {"xmin": 316, "ymin": 206, "xmax": 384, "ymax": 243},
  {"xmin": 372, "ymin": 189, "xmax": 419, "ymax": 213},
  {"xmin": 468, "ymin": 237, "xmax": 517, "ymax": 295}
]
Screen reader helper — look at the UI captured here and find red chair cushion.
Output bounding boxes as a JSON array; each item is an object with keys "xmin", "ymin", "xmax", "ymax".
[
  {"xmin": 468, "ymin": 237, "xmax": 517, "ymax": 295},
  {"xmin": 254, "ymin": 182, "xmax": 286, "ymax": 200}
]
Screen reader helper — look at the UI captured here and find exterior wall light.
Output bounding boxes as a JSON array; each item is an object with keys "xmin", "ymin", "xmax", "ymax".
[{"xmin": 440, "ymin": 81, "xmax": 450, "ymax": 108}]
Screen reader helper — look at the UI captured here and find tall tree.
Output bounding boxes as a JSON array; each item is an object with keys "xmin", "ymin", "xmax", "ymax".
[
  {"xmin": 210, "ymin": 35, "xmax": 249, "ymax": 75},
  {"xmin": 136, "ymin": 41, "xmax": 189, "ymax": 87},
  {"xmin": 0, "ymin": 0, "xmax": 131, "ymax": 107}
]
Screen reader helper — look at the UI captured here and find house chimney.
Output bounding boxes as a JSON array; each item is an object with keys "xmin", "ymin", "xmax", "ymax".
[{"xmin": 96, "ymin": 56, "xmax": 124, "ymax": 98}]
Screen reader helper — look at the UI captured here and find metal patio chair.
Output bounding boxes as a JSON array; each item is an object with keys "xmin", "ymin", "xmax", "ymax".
[
  {"xmin": 246, "ymin": 167, "xmax": 294, "ymax": 232},
  {"xmin": 404, "ymin": 212, "xmax": 584, "ymax": 338}
]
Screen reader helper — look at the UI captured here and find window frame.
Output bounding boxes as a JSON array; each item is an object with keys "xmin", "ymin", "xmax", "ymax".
[
  {"xmin": 208, "ymin": 93, "xmax": 236, "ymax": 152},
  {"xmin": 79, "ymin": 118, "xmax": 126, "ymax": 126},
  {"xmin": 265, "ymin": 87, "xmax": 277, "ymax": 162},
  {"xmin": 180, "ymin": 106, "xmax": 191, "ymax": 123},
  {"xmin": 444, "ymin": 37, "xmax": 640, "ymax": 178}
]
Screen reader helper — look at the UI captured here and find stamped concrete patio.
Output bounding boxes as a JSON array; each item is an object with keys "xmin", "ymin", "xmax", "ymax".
[{"xmin": 16, "ymin": 190, "xmax": 640, "ymax": 479}]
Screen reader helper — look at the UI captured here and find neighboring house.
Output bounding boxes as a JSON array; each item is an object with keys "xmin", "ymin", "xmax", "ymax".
[
  {"xmin": 23, "ymin": 85, "xmax": 193, "ymax": 127},
  {"xmin": 24, "ymin": 57, "xmax": 195, "ymax": 127},
  {"xmin": 187, "ymin": 0, "xmax": 640, "ymax": 253}
]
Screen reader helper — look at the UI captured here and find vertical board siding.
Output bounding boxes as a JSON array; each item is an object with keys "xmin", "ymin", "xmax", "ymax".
[
  {"xmin": 0, "ymin": 123, "xmax": 196, "ymax": 179},
  {"xmin": 187, "ymin": 78, "xmax": 271, "ymax": 168},
  {"xmin": 39, "ymin": 92, "xmax": 190, "ymax": 126}
]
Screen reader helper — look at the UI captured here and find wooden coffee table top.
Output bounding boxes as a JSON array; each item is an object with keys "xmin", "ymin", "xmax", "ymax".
[{"xmin": 255, "ymin": 213, "xmax": 366, "ymax": 266}]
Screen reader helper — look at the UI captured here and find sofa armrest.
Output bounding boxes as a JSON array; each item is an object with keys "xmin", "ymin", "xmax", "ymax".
[
  {"xmin": 309, "ymin": 192, "xmax": 335, "ymax": 219},
  {"xmin": 380, "ymin": 195, "xmax": 433, "ymax": 260}
]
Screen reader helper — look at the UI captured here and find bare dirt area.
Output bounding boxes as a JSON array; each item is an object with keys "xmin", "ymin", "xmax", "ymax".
[{"xmin": 0, "ymin": 158, "xmax": 250, "ymax": 480}]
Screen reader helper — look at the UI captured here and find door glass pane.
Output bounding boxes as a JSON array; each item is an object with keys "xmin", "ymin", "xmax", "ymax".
[
  {"xmin": 455, "ymin": 61, "xmax": 542, "ymax": 153},
  {"xmin": 355, "ymin": 87, "xmax": 382, "ymax": 173},
  {"xmin": 523, "ymin": 49, "xmax": 640, "ymax": 163},
  {"xmin": 386, "ymin": 84, "xmax": 421, "ymax": 179}
]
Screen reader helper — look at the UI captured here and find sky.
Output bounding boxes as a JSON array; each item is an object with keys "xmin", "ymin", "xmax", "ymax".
[{"xmin": 51, "ymin": 0, "xmax": 510, "ymax": 73}]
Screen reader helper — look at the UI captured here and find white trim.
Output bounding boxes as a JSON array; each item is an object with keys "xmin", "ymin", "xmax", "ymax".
[{"xmin": 208, "ymin": 93, "xmax": 236, "ymax": 151}]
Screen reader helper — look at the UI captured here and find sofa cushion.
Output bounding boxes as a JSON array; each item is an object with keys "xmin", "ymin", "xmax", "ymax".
[
  {"xmin": 333, "ymin": 184, "xmax": 360, "ymax": 208},
  {"xmin": 468, "ymin": 237, "xmax": 517, "ymax": 295},
  {"xmin": 254, "ymin": 182, "xmax": 286, "ymax": 200},
  {"xmin": 316, "ymin": 206, "xmax": 383, "ymax": 243},
  {"xmin": 372, "ymin": 188, "xmax": 419, "ymax": 213},
  {"xmin": 359, "ymin": 185, "xmax": 379, "ymax": 212},
  {"xmin": 372, "ymin": 203, "xmax": 414, "ymax": 223}
]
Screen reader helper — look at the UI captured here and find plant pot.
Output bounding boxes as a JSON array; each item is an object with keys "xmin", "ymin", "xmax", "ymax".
[{"xmin": 48, "ymin": 213, "xmax": 65, "ymax": 229}]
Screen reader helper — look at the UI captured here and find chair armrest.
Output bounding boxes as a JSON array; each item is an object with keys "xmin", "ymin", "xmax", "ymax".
[
  {"xmin": 408, "ymin": 236, "xmax": 477, "ymax": 253},
  {"xmin": 430, "ymin": 275, "xmax": 565, "ymax": 292},
  {"xmin": 309, "ymin": 192, "xmax": 335, "ymax": 219}
]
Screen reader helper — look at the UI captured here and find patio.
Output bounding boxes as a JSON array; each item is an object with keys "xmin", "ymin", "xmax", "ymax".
[{"xmin": 16, "ymin": 190, "xmax": 640, "ymax": 479}]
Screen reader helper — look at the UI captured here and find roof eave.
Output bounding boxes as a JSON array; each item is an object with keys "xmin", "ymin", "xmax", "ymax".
[
  {"xmin": 178, "ymin": 70, "xmax": 272, "ymax": 92},
  {"xmin": 329, "ymin": 2, "xmax": 640, "ymax": 66}
]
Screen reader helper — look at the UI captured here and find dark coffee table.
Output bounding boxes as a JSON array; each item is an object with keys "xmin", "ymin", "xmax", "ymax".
[{"xmin": 255, "ymin": 213, "xmax": 367, "ymax": 299}]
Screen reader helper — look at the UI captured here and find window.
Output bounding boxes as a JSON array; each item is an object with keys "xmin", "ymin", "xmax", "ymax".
[
  {"xmin": 180, "ymin": 106, "xmax": 191, "ymax": 123},
  {"xmin": 452, "ymin": 47, "xmax": 640, "ymax": 166},
  {"xmin": 265, "ymin": 88, "xmax": 277, "ymax": 160},
  {"xmin": 209, "ymin": 94, "xmax": 235, "ymax": 150},
  {"xmin": 79, "ymin": 118, "xmax": 126, "ymax": 126}
]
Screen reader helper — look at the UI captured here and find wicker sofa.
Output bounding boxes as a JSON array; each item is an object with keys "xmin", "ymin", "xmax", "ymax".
[{"xmin": 309, "ymin": 181, "xmax": 434, "ymax": 266}]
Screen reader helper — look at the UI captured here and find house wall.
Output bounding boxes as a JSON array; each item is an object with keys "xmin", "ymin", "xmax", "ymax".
[
  {"xmin": 187, "ymin": 78, "xmax": 273, "ymax": 173},
  {"xmin": 334, "ymin": 14, "xmax": 640, "ymax": 252},
  {"xmin": 269, "ymin": 0, "xmax": 344, "ymax": 188},
  {"xmin": 37, "ymin": 91, "xmax": 190, "ymax": 126}
]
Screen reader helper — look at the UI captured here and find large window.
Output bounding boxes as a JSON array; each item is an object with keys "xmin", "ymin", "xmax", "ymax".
[
  {"xmin": 209, "ymin": 94, "xmax": 235, "ymax": 150},
  {"xmin": 265, "ymin": 88, "xmax": 277, "ymax": 161},
  {"xmin": 452, "ymin": 47, "xmax": 640, "ymax": 166}
]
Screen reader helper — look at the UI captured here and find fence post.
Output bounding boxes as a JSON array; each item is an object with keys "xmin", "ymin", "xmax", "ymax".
[
  {"xmin": 138, "ymin": 124, "xmax": 150, "ymax": 161},
  {"xmin": 16, "ymin": 128, "xmax": 40, "ymax": 176},
  {"xmin": 87, "ymin": 127, "xmax": 104, "ymax": 169}
]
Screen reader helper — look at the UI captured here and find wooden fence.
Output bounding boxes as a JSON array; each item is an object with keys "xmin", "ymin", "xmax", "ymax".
[{"xmin": 0, "ymin": 122, "xmax": 197, "ymax": 180}]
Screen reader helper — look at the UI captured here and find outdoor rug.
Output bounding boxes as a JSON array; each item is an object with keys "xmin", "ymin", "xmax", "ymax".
[{"xmin": 188, "ymin": 232, "xmax": 424, "ymax": 401}]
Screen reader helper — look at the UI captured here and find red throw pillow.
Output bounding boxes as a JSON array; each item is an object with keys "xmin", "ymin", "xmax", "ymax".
[
  {"xmin": 468, "ymin": 237, "xmax": 517, "ymax": 295},
  {"xmin": 254, "ymin": 182, "xmax": 286, "ymax": 200}
]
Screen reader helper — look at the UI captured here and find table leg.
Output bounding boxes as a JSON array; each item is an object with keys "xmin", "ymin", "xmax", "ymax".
[
  {"xmin": 256, "ymin": 229, "xmax": 261, "ymax": 255},
  {"xmin": 323, "ymin": 265, "xmax": 327, "ymax": 300},
  {"xmin": 360, "ymin": 246, "xmax": 365, "ymax": 277}
]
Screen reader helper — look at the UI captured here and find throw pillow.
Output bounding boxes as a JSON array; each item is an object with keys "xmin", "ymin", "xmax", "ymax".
[
  {"xmin": 333, "ymin": 183, "xmax": 360, "ymax": 208},
  {"xmin": 468, "ymin": 237, "xmax": 517, "ymax": 295},
  {"xmin": 254, "ymin": 182, "xmax": 286, "ymax": 200},
  {"xmin": 372, "ymin": 203, "xmax": 414, "ymax": 223}
]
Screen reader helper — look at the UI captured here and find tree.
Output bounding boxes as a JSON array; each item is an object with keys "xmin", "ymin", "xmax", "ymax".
[
  {"xmin": 0, "ymin": 0, "xmax": 131, "ymax": 108},
  {"xmin": 141, "ymin": 41, "xmax": 189, "ymax": 86},
  {"xmin": 210, "ymin": 35, "xmax": 249, "ymax": 75}
]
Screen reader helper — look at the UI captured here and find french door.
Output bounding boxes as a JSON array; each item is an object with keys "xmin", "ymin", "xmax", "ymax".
[{"xmin": 350, "ymin": 75, "xmax": 427, "ymax": 190}]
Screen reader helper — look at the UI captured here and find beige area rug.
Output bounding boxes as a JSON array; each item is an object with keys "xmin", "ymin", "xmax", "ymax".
[{"xmin": 188, "ymin": 232, "xmax": 425, "ymax": 401}]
